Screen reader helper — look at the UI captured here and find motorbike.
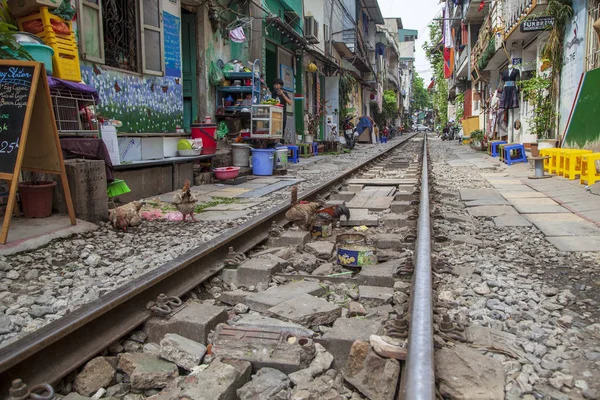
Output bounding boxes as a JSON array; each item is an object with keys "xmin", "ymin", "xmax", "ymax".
[{"xmin": 342, "ymin": 116, "xmax": 356, "ymax": 149}]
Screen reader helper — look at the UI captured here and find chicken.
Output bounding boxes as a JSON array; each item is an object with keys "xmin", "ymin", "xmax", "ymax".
[
  {"xmin": 285, "ymin": 186, "xmax": 324, "ymax": 231},
  {"xmin": 316, "ymin": 204, "xmax": 350, "ymax": 224},
  {"xmin": 173, "ymin": 179, "xmax": 198, "ymax": 222},
  {"xmin": 109, "ymin": 201, "xmax": 144, "ymax": 232}
]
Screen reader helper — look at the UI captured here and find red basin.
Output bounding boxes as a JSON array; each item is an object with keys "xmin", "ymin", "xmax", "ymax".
[{"xmin": 214, "ymin": 167, "xmax": 240, "ymax": 180}]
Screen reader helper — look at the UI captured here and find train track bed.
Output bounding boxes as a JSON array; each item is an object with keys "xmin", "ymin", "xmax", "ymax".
[
  {"xmin": 1, "ymin": 136, "xmax": 428, "ymax": 400},
  {"xmin": 428, "ymin": 137, "xmax": 600, "ymax": 400},
  {"xmin": 0, "ymin": 141, "xmax": 402, "ymax": 350}
]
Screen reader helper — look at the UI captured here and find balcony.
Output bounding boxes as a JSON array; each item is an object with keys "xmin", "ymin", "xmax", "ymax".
[
  {"xmin": 455, "ymin": 47, "xmax": 469, "ymax": 77},
  {"xmin": 332, "ymin": 27, "xmax": 373, "ymax": 73},
  {"xmin": 387, "ymin": 71, "xmax": 400, "ymax": 88},
  {"xmin": 503, "ymin": 0, "xmax": 549, "ymax": 42},
  {"xmin": 470, "ymin": 2, "xmax": 506, "ymax": 74},
  {"xmin": 464, "ymin": 0, "xmax": 490, "ymax": 23}
]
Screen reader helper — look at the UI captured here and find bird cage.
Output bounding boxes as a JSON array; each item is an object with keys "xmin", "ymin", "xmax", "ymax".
[{"xmin": 50, "ymin": 87, "xmax": 99, "ymax": 137}]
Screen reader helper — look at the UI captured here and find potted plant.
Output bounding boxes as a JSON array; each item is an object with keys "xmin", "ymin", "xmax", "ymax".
[
  {"xmin": 18, "ymin": 174, "xmax": 57, "ymax": 218},
  {"xmin": 519, "ymin": 73, "xmax": 556, "ymax": 150},
  {"xmin": 470, "ymin": 129, "xmax": 485, "ymax": 150}
]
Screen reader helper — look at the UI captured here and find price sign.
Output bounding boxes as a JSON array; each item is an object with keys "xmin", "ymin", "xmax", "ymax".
[{"xmin": 0, "ymin": 65, "xmax": 34, "ymax": 174}]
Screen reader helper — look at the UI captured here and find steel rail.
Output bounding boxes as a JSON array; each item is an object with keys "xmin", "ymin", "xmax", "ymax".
[
  {"xmin": 399, "ymin": 134, "xmax": 435, "ymax": 400},
  {"xmin": 0, "ymin": 134, "xmax": 418, "ymax": 397}
]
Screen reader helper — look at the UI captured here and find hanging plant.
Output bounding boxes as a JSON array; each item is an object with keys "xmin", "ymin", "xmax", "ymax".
[
  {"xmin": 339, "ymin": 71, "xmax": 356, "ymax": 120},
  {"xmin": 543, "ymin": 0, "xmax": 574, "ymax": 104}
]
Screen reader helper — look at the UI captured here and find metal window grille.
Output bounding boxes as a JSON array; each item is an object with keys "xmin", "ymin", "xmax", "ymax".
[
  {"xmin": 586, "ymin": 0, "xmax": 600, "ymax": 71},
  {"xmin": 50, "ymin": 88, "xmax": 99, "ymax": 136}
]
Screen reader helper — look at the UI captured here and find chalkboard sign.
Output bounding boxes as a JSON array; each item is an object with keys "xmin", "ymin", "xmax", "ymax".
[
  {"xmin": 164, "ymin": 12, "xmax": 182, "ymax": 78},
  {"xmin": 0, "ymin": 65, "xmax": 35, "ymax": 174},
  {"xmin": 0, "ymin": 60, "xmax": 76, "ymax": 245}
]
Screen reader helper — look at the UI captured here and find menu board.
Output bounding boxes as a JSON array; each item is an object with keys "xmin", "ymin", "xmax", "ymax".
[
  {"xmin": 164, "ymin": 11, "xmax": 182, "ymax": 78},
  {"xmin": 0, "ymin": 65, "xmax": 35, "ymax": 174}
]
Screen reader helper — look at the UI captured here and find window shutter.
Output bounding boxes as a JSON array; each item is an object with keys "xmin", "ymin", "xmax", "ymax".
[
  {"xmin": 77, "ymin": 0, "xmax": 105, "ymax": 63},
  {"xmin": 140, "ymin": 0, "xmax": 164, "ymax": 76}
]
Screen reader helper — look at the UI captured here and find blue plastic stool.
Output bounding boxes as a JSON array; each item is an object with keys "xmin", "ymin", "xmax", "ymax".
[
  {"xmin": 312, "ymin": 142, "xmax": 318, "ymax": 156},
  {"xmin": 380, "ymin": 137, "xmax": 388, "ymax": 143},
  {"xmin": 503, "ymin": 144, "xmax": 528, "ymax": 165},
  {"xmin": 490, "ymin": 140, "xmax": 507, "ymax": 157},
  {"xmin": 287, "ymin": 145, "xmax": 299, "ymax": 163}
]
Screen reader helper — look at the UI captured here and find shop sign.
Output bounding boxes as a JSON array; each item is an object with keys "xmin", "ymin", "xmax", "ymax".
[{"xmin": 520, "ymin": 17, "xmax": 554, "ymax": 33}]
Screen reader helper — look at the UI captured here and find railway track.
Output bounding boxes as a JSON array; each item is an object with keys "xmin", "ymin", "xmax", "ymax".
[{"xmin": 0, "ymin": 133, "xmax": 434, "ymax": 400}]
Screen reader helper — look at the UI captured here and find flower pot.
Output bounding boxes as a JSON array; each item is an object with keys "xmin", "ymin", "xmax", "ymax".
[
  {"xmin": 18, "ymin": 181, "xmax": 57, "ymax": 218},
  {"xmin": 537, "ymin": 139, "xmax": 556, "ymax": 151},
  {"xmin": 529, "ymin": 142, "xmax": 539, "ymax": 157}
]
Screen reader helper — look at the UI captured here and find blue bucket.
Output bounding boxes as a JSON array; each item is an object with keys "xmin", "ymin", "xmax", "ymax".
[{"xmin": 251, "ymin": 149, "xmax": 275, "ymax": 176}]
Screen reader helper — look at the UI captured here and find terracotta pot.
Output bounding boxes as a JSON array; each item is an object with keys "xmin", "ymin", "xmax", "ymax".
[
  {"xmin": 530, "ymin": 142, "xmax": 539, "ymax": 157},
  {"xmin": 18, "ymin": 181, "xmax": 56, "ymax": 218}
]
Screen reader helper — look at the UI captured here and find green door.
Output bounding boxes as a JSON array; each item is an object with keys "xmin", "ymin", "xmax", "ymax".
[{"xmin": 182, "ymin": 11, "xmax": 197, "ymax": 132}]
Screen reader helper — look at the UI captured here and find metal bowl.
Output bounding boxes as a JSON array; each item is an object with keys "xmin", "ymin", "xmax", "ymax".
[{"xmin": 13, "ymin": 32, "xmax": 44, "ymax": 45}]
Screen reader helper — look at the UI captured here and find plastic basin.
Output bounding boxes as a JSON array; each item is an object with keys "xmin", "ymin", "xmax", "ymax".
[
  {"xmin": 1, "ymin": 43, "xmax": 54, "ymax": 76},
  {"xmin": 214, "ymin": 167, "xmax": 240, "ymax": 180}
]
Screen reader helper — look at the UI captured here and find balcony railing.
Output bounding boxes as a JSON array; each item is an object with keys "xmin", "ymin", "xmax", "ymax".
[{"xmin": 503, "ymin": 0, "xmax": 549, "ymax": 38}]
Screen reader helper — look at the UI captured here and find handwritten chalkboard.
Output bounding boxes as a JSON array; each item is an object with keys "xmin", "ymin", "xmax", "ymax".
[
  {"xmin": 164, "ymin": 12, "xmax": 181, "ymax": 78},
  {"xmin": 0, "ymin": 65, "xmax": 35, "ymax": 175}
]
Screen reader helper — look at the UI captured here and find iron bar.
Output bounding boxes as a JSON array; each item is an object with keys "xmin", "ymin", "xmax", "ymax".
[{"xmin": 399, "ymin": 134, "xmax": 435, "ymax": 400}]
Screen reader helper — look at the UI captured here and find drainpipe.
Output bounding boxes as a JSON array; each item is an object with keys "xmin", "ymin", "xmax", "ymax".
[{"xmin": 295, "ymin": 53, "xmax": 305, "ymax": 143}]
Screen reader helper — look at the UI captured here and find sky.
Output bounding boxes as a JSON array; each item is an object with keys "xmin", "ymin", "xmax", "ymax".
[{"xmin": 378, "ymin": 0, "xmax": 444, "ymax": 83}]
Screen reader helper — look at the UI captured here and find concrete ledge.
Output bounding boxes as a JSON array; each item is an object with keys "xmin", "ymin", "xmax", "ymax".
[{"xmin": 0, "ymin": 216, "xmax": 98, "ymax": 256}]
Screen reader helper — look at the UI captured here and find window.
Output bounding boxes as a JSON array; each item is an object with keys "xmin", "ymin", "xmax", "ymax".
[
  {"xmin": 78, "ymin": 0, "xmax": 164, "ymax": 75},
  {"xmin": 586, "ymin": 0, "xmax": 600, "ymax": 71}
]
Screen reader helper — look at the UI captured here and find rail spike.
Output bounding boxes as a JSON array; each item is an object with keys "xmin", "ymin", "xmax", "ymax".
[
  {"xmin": 9, "ymin": 380, "xmax": 54, "ymax": 400},
  {"xmin": 146, "ymin": 293, "xmax": 183, "ymax": 316}
]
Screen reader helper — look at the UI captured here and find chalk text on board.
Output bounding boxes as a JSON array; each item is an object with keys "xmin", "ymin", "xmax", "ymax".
[
  {"xmin": 0, "ymin": 67, "xmax": 33, "ymax": 85},
  {"xmin": 0, "ymin": 138, "xmax": 20, "ymax": 154}
]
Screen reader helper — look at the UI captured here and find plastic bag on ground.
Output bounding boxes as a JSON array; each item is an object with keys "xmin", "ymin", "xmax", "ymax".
[{"xmin": 217, "ymin": 121, "xmax": 229, "ymax": 139}]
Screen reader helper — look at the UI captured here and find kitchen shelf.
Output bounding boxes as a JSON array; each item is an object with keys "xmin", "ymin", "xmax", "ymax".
[{"xmin": 217, "ymin": 86, "xmax": 253, "ymax": 93}]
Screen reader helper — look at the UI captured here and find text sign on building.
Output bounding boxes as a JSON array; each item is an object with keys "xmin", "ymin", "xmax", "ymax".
[{"xmin": 520, "ymin": 17, "xmax": 554, "ymax": 33}]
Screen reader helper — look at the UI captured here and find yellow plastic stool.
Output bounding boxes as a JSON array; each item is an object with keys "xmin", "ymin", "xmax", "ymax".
[
  {"xmin": 562, "ymin": 149, "xmax": 592, "ymax": 180},
  {"xmin": 580, "ymin": 153, "xmax": 600, "ymax": 186},
  {"xmin": 539, "ymin": 148, "xmax": 561, "ymax": 172},
  {"xmin": 498, "ymin": 144, "xmax": 509, "ymax": 162}
]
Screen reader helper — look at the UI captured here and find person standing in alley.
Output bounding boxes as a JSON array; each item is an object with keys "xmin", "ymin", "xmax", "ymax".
[{"xmin": 273, "ymin": 79, "xmax": 293, "ymax": 144}]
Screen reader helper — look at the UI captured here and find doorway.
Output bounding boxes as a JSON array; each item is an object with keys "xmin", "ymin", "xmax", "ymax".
[{"xmin": 181, "ymin": 9, "xmax": 197, "ymax": 132}]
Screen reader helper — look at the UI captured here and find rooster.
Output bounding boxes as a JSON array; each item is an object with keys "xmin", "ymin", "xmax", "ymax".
[
  {"xmin": 285, "ymin": 186, "xmax": 324, "ymax": 231},
  {"xmin": 173, "ymin": 179, "xmax": 198, "ymax": 222},
  {"xmin": 109, "ymin": 201, "xmax": 144, "ymax": 232},
  {"xmin": 316, "ymin": 203, "xmax": 350, "ymax": 224}
]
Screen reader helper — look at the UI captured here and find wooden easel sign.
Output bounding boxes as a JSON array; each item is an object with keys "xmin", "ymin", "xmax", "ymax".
[{"xmin": 0, "ymin": 60, "xmax": 76, "ymax": 244}]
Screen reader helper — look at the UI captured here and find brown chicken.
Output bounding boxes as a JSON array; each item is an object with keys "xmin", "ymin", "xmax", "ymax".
[
  {"xmin": 173, "ymin": 179, "xmax": 198, "ymax": 222},
  {"xmin": 109, "ymin": 201, "xmax": 144, "ymax": 232},
  {"xmin": 285, "ymin": 186, "xmax": 324, "ymax": 231}
]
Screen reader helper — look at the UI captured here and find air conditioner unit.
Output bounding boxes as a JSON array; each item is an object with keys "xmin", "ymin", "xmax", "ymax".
[{"xmin": 304, "ymin": 16, "xmax": 319, "ymax": 44}]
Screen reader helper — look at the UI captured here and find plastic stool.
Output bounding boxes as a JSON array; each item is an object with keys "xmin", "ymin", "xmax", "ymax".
[
  {"xmin": 539, "ymin": 148, "xmax": 561, "ymax": 172},
  {"xmin": 562, "ymin": 149, "xmax": 592, "ymax": 180},
  {"xmin": 498, "ymin": 144, "xmax": 508, "ymax": 162},
  {"xmin": 312, "ymin": 142, "xmax": 318, "ymax": 156},
  {"xmin": 298, "ymin": 143, "xmax": 312, "ymax": 158},
  {"xmin": 503, "ymin": 144, "xmax": 527, "ymax": 165},
  {"xmin": 580, "ymin": 153, "xmax": 600, "ymax": 186},
  {"xmin": 287, "ymin": 145, "xmax": 299, "ymax": 163},
  {"xmin": 490, "ymin": 140, "xmax": 507, "ymax": 157}
]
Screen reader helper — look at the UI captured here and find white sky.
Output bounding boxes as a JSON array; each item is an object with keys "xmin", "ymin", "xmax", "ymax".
[{"xmin": 378, "ymin": 0, "xmax": 444, "ymax": 83}]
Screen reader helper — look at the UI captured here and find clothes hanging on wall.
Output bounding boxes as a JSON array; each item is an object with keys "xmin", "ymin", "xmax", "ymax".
[{"xmin": 499, "ymin": 68, "xmax": 520, "ymax": 109}]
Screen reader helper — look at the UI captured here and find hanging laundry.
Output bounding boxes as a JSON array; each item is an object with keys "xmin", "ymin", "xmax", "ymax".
[{"xmin": 230, "ymin": 27, "xmax": 246, "ymax": 43}]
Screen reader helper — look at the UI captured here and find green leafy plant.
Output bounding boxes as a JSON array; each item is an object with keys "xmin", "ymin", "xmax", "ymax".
[
  {"xmin": 519, "ymin": 74, "xmax": 554, "ymax": 139},
  {"xmin": 339, "ymin": 71, "xmax": 357, "ymax": 120},
  {"xmin": 455, "ymin": 92, "xmax": 465, "ymax": 121},
  {"xmin": 0, "ymin": 1, "xmax": 32, "ymax": 60},
  {"xmin": 370, "ymin": 90, "xmax": 399, "ymax": 127},
  {"xmin": 423, "ymin": 21, "xmax": 448, "ymax": 127},
  {"xmin": 544, "ymin": 0, "xmax": 574, "ymax": 104},
  {"xmin": 470, "ymin": 129, "xmax": 485, "ymax": 143}
]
